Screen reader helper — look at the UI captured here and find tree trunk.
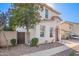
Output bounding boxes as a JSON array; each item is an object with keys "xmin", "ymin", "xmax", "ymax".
[
  {"xmin": 26, "ymin": 31, "xmax": 30, "ymax": 45},
  {"xmin": 26, "ymin": 27, "xmax": 30, "ymax": 45}
]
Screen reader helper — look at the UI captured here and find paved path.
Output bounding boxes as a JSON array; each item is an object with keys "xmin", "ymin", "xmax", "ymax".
[
  {"xmin": 23, "ymin": 40, "xmax": 79, "ymax": 56},
  {"xmin": 23, "ymin": 45, "xmax": 69, "ymax": 56}
]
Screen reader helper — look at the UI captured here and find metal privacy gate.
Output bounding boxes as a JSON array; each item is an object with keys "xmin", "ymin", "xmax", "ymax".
[{"xmin": 17, "ymin": 32, "xmax": 25, "ymax": 44}]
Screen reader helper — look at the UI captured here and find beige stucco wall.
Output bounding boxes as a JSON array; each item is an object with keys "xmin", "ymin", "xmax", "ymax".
[
  {"xmin": 25, "ymin": 29, "xmax": 36, "ymax": 44},
  {"xmin": 39, "ymin": 5, "xmax": 59, "ymax": 20},
  {"xmin": 35, "ymin": 19, "xmax": 61, "ymax": 45},
  {"xmin": 0, "ymin": 31, "xmax": 35, "ymax": 46},
  {"xmin": 0, "ymin": 31, "xmax": 17, "ymax": 47},
  {"xmin": 35, "ymin": 4, "xmax": 61, "ymax": 44}
]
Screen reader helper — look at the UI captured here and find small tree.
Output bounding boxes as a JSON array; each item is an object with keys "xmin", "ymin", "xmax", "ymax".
[
  {"xmin": 10, "ymin": 3, "xmax": 41, "ymax": 45},
  {"xmin": 3, "ymin": 8, "xmax": 12, "ymax": 31}
]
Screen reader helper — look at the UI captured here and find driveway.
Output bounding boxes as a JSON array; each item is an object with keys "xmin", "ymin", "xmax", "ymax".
[
  {"xmin": 60, "ymin": 39, "xmax": 79, "ymax": 47},
  {"xmin": 53, "ymin": 39, "xmax": 79, "ymax": 56},
  {"xmin": 64, "ymin": 39, "xmax": 79, "ymax": 44},
  {"xmin": 68, "ymin": 39, "xmax": 79, "ymax": 54}
]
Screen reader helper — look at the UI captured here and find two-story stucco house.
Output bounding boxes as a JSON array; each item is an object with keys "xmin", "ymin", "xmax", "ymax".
[
  {"xmin": 60, "ymin": 21, "xmax": 72, "ymax": 39},
  {"xmin": 61, "ymin": 21, "xmax": 79, "ymax": 39},
  {"xmin": 16, "ymin": 4, "xmax": 62, "ymax": 45}
]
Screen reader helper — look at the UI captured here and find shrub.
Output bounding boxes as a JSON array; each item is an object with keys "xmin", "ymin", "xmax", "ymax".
[
  {"xmin": 10, "ymin": 39, "xmax": 16, "ymax": 46},
  {"xmin": 66, "ymin": 36, "xmax": 69, "ymax": 40},
  {"xmin": 69, "ymin": 51, "xmax": 76, "ymax": 56},
  {"xmin": 30, "ymin": 38, "xmax": 38, "ymax": 47}
]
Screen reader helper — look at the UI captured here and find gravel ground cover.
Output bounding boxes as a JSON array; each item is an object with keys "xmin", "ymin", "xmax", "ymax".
[{"xmin": 0, "ymin": 42, "xmax": 63, "ymax": 56}]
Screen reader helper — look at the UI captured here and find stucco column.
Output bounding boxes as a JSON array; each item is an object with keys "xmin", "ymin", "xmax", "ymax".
[
  {"xmin": 58, "ymin": 25, "xmax": 62, "ymax": 43},
  {"xmin": 53, "ymin": 28, "xmax": 56, "ymax": 42}
]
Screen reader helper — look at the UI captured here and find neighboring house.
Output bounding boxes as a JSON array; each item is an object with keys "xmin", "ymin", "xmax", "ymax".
[
  {"xmin": 61, "ymin": 21, "xmax": 79, "ymax": 39},
  {"xmin": 16, "ymin": 4, "xmax": 62, "ymax": 45},
  {"xmin": 60, "ymin": 21, "xmax": 72, "ymax": 39}
]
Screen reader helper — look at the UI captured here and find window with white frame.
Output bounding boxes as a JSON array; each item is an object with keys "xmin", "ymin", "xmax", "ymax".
[
  {"xmin": 50, "ymin": 27, "xmax": 53, "ymax": 37},
  {"xmin": 45, "ymin": 8, "xmax": 48, "ymax": 18},
  {"xmin": 40, "ymin": 25, "xmax": 45, "ymax": 37}
]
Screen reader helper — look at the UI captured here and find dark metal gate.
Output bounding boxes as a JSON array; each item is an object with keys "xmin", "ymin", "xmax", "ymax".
[{"xmin": 17, "ymin": 32, "xmax": 25, "ymax": 44}]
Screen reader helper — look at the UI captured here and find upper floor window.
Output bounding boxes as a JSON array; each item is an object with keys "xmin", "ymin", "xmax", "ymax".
[
  {"xmin": 40, "ymin": 25, "xmax": 45, "ymax": 37},
  {"xmin": 50, "ymin": 27, "xmax": 53, "ymax": 37},
  {"xmin": 45, "ymin": 8, "xmax": 48, "ymax": 18}
]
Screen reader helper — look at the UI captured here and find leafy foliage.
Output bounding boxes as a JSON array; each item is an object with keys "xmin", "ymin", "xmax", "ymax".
[
  {"xmin": 0, "ymin": 9, "xmax": 12, "ymax": 31},
  {"xmin": 10, "ymin": 3, "xmax": 41, "ymax": 31},
  {"xmin": 10, "ymin": 39, "xmax": 16, "ymax": 46},
  {"xmin": 9, "ymin": 3, "xmax": 41, "ymax": 44},
  {"xmin": 0, "ymin": 11, "xmax": 6, "ymax": 28},
  {"xmin": 30, "ymin": 38, "xmax": 38, "ymax": 47},
  {"xmin": 69, "ymin": 50, "xmax": 76, "ymax": 56}
]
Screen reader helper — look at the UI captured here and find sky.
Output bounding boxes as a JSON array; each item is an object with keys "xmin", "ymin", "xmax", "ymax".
[
  {"xmin": 54, "ymin": 3, "xmax": 79, "ymax": 23},
  {"xmin": 0, "ymin": 3, "xmax": 79, "ymax": 23},
  {"xmin": 0, "ymin": 3, "xmax": 11, "ymax": 12}
]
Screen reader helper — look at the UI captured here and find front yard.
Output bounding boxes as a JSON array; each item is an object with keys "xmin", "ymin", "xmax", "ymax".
[{"xmin": 0, "ymin": 42, "xmax": 63, "ymax": 56}]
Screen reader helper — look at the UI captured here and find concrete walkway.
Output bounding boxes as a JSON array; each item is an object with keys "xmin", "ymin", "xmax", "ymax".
[
  {"xmin": 23, "ymin": 45, "xmax": 69, "ymax": 56},
  {"xmin": 23, "ymin": 40, "xmax": 79, "ymax": 56}
]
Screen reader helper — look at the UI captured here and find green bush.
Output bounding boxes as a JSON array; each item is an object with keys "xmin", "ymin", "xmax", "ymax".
[
  {"xmin": 30, "ymin": 38, "xmax": 38, "ymax": 47},
  {"xmin": 66, "ymin": 36, "xmax": 69, "ymax": 40},
  {"xmin": 10, "ymin": 39, "xmax": 16, "ymax": 46},
  {"xmin": 69, "ymin": 51, "xmax": 76, "ymax": 56}
]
